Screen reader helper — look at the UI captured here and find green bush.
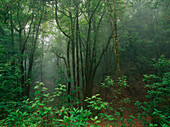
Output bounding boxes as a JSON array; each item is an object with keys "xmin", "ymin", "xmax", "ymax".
[
  {"xmin": 0, "ymin": 47, "xmax": 23, "ymax": 119},
  {"xmin": 135, "ymin": 56, "xmax": 170, "ymax": 127},
  {"xmin": 0, "ymin": 81, "xmax": 115, "ymax": 127},
  {"xmin": 101, "ymin": 76, "xmax": 136, "ymax": 127}
]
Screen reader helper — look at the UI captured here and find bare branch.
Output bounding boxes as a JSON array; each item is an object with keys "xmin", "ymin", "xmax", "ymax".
[
  {"xmin": 52, "ymin": 46, "xmax": 68, "ymax": 68},
  {"xmin": 55, "ymin": 0, "xmax": 70, "ymax": 38}
]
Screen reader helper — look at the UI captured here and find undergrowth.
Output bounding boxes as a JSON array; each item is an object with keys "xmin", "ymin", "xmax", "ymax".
[{"xmin": 0, "ymin": 56, "xmax": 169, "ymax": 127}]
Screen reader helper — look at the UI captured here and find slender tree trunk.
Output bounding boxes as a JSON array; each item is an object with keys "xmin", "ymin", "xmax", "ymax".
[
  {"xmin": 67, "ymin": 39, "xmax": 71, "ymax": 102},
  {"xmin": 107, "ymin": 0, "xmax": 120, "ymax": 78},
  {"xmin": 90, "ymin": 12, "xmax": 105, "ymax": 93},
  {"xmin": 76, "ymin": 2, "xmax": 80, "ymax": 107},
  {"xmin": 79, "ymin": 31, "xmax": 85, "ymax": 107},
  {"xmin": 10, "ymin": 14, "xmax": 14, "ymax": 51},
  {"xmin": 85, "ymin": 15, "xmax": 92, "ymax": 100},
  {"xmin": 113, "ymin": 0, "xmax": 120, "ymax": 78},
  {"xmin": 40, "ymin": 42, "xmax": 44, "ymax": 102},
  {"xmin": 55, "ymin": 0, "xmax": 72, "ymax": 101},
  {"xmin": 84, "ymin": 0, "xmax": 102, "ymax": 108},
  {"xmin": 19, "ymin": 29, "xmax": 25, "ymax": 97},
  {"xmin": 107, "ymin": 0, "xmax": 123, "ymax": 122},
  {"xmin": 27, "ymin": 5, "xmax": 44, "ymax": 97},
  {"xmin": 70, "ymin": 14, "xmax": 76, "ymax": 92},
  {"xmin": 41, "ymin": 42, "xmax": 44, "ymax": 82}
]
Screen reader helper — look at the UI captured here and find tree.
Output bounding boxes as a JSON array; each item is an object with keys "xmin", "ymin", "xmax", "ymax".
[
  {"xmin": 107, "ymin": 0, "xmax": 120, "ymax": 78},
  {"xmin": 0, "ymin": 0, "xmax": 46, "ymax": 97},
  {"xmin": 53, "ymin": 0, "xmax": 115, "ymax": 107}
]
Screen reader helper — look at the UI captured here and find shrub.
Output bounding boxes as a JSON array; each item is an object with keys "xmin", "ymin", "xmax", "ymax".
[
  {"xmin": 0, "ymin": 48, "xmax": 23, "ymax": 119},
  {"xmin": 135, "ymin": 56, "xmax": 170, "ymax": 127}
]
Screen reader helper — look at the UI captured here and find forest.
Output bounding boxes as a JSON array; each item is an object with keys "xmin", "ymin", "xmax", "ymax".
[{"xmin": 0, "ymin": 0, "xmax": 169, "ymax": 126}]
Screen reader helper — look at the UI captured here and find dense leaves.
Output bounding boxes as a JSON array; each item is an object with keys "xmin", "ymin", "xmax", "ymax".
[
  {"xmin": 135, "ymin": 56, "xmax": 170, "ymax": 126},
  {"xmin": 0, "ymin": 0, "xmax": 169, "ymax": 126}
]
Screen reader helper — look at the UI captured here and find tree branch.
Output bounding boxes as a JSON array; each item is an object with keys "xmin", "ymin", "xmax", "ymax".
[
  {"xmin": 52, "ymin": 46, "xmax": 68, "ymax": 68},
  {"xmin": 55, "ymin": 0, "xmax": 70, "ymax": 38}
]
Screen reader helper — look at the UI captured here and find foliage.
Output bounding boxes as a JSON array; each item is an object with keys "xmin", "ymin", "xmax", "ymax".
[
  {"xmin": 1, "ymin": 56, "xmax": 169, "ymax": 126},
  {"xmin": 0, "ymin": 82, "xmax": 115, "ymax": 127},
  {"xmin": 101, "ymin": 76, "xmax": 136, "ymax": 127},
  {"xmin": 0, "ymin": 56, "xmax": 22, "ymax": 101},
  {"xmin": 85, "ymin": 94, "xmax": 115, "ymax": 125},
  {"xmin": 102, "ymin": 75, "xmax": 130, "ymax": 105},
  {"xmin": 0, "ymin": 47, "xmax": 23, "ymax": 119},
  {"xmin": 135, "ymin": 56, "xmax": 170, "ymax": 126},
  {"xmin": 0, "ymin": 0, "xmax": 169, "ymax": 126}
]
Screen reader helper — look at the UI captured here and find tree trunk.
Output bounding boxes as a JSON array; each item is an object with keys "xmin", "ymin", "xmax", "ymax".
[
  {"xmin": 79, "ymin": 30, "xmax": 85, "ymax": 107},
  {"xmin": 70, "ymin": 14, "xmax": 76, "ymax": 92},
  {"xmin": 76, "ymin": 2, "xmax": 80, "ymax": 107},
  {"xmin": 67, "ymin": 39, "xmax": 71, "ymax": 102},
  {"xmin": 19, "ymin": 29, "xmax": 25, "ymax": 97},
  {"xmin": 107, "ymin": 0, "xmax": 120, "ymax": 78},
  {"xmin": 26, "ymin": 5, "xmax": 44, "ymax": 97},
  {"xmin": 40, "ymin": 41, "xmax": 43, "ymax": 102},
  {"xmin": 107, "ymin": 0, "xmax": 123, "ymax": 121},
  {"xmin": 10, "ymin": 14, "xmax": 14, "ymax": 53},
  {"xmin": 113, "ymin": 0, "xmax": 120, "ymax": 78}
]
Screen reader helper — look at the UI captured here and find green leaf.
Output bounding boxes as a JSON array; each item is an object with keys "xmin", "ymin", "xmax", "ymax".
[
  {"xmin": 90, "ymin": 124, "xmax": 95, "ymax": 127},
  {"xmin": 34, "ymin": 85, "xmax": 39, "ymax": 89},
  {"xmin": 42, "ymin": 87, "xmax": 48, "ymax": 91},
  {"xmin": 94, "ymin": 120, "xmax": 100, "ymax": 124},
  {"xmin": 34, "ymin": 91, "xmax": 40, "ymax": 96},
  {"xmin": 94, "ymin": 116, "xmax": 98, "ymax": 120}
]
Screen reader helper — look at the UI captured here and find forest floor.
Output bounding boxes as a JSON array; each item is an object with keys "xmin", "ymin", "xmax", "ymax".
[
  {"xmin": 88, "ymin": 80, "xmax": 150, "ymax": 127},
  {"xmin": 28, "ymin": 79, "xmax": 149, "ymax": 127},
  {"xmin": 87, "ymin": 119, "xmax": 144, "ymax": 127}
]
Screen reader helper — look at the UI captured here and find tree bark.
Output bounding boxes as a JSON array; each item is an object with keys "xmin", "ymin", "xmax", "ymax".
[
  {"xmin": 79, "ymin": 29, "xmax": 85, "ymax": 107},
  {"xmin": 70, "ymin": 13, "xmax": 76, "ymax": 92},
  {"xmin": 113, "ymin": 0, "xmax": 120, "ymax": 78},
  {"xmin": 76, "ymin": 2, "xmax": 80, "ymax": 107},
  {"xmin": 67, "ymin": 39, "xmax": 71, "ymax": 102},
  {"xmin": 27, "ymin": 3, "xmax": 44, "ymax": 97},
  {"xmin": 107, "ymin": 0, "xmax": 120, "ymax": 78}
]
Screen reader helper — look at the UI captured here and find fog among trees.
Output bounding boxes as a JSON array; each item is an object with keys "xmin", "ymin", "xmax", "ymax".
[{"xmin": 0, "ymin": 0, "xmax": 169, "ymax": 126}]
